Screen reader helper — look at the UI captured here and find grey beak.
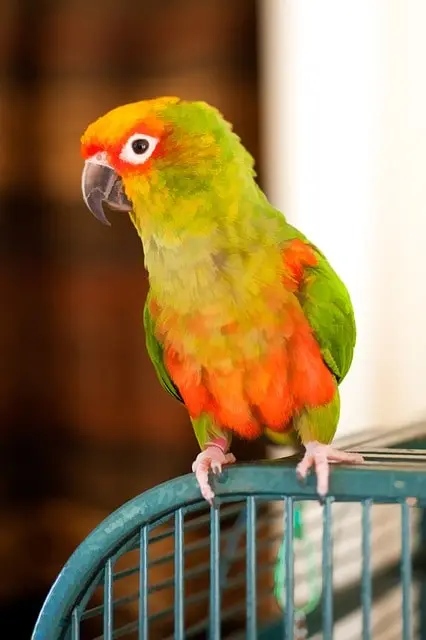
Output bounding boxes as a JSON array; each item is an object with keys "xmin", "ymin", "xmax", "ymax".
[{"xmin": 81, "ymin": 157, "xmax": 132, "ymax": 225}]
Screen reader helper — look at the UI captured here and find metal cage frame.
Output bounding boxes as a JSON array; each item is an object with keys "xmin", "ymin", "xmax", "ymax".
[{"xmin": 31, "ymin": 444, "xmax": 426, "ymax": 640}]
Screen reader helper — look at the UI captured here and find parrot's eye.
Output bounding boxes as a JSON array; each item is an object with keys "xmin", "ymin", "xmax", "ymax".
[
  {"xmin": 119, "ymin": 133, "xmax": 159, "ymax": 165},
  {"xmin": 132, "ymin": 138, "xmax": 149, "ymax": 154}
]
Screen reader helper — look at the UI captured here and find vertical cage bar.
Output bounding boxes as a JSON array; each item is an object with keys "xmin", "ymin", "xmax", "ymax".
[
  {"xmin": 419, "ymin": 509, "xmax": 426, "ymax": 640},
  {"xmin": 322, "ymin": 497, "xmax": 334, "ymax": 640},
  {"xmin": 174, "ymin": 509, "xmax": 185, "ymax": 639},
  {"xmin": 284, "ymin": 497, "xmax": 294, "ymax": 639},
  {"xmin": 103, "ymin": 558, "xmax": 113, "ymax": 640},
  {"xmin": 71, "ymin": 608, "xmax": 80, "ymax": 640},
  {"xmin": 401, "ymin": 501, "xmax": 412, "ymax": 640},
  {"xmin": 139, "ymin": 526, "xmax": 148, "ymax": 640},
  {"xmin": 246, "ymin": 497, "xmax": 257, "ymax": 639},
  {"xmin": 361, "ymin": 499, "xmax": 372, "ymax": 640},
  {"xmin": 210, "ymin": 506, "xmax": 221, "ymax": 640}
]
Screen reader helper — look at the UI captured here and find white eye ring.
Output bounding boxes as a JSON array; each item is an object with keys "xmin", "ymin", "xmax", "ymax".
[{"xmin": 119, "ymin": 133, "xmax": 159, "ymax": 165}]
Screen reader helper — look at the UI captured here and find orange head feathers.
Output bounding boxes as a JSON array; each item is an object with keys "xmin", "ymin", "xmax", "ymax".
[{"xmin": 80, "ymin": 96, "xmax": 256, "ymax": 228}]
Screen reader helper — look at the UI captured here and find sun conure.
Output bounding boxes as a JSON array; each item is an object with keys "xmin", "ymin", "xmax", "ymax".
[{"xmin": 80, "ymin": 97, "xmax": 363, "ymax": 503}]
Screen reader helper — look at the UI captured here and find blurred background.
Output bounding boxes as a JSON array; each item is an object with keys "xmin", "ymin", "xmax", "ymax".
[
  {"xmin": 0, "ymin": 0, "xmax": 261, "ymax": 635},
  {"xmin": 1, "ymin": 0, "xmax": 426, "ymax": 637}
]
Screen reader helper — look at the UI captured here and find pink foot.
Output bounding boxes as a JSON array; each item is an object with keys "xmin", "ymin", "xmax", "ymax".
[
  {"xmin": 192, "ymin": 446, "xmax": 236, "ymax": 504},
  {"xmin": 296, "ymin": 441, "xmax": 364, "ymax": 497}
]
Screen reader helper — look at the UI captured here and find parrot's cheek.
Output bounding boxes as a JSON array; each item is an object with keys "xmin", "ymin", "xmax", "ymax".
[{"xmin": 81, "ymin": 153, "xmax": 132, "ymax": 225}]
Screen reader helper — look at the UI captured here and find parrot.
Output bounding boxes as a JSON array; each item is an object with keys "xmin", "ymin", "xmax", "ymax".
[{"xmin": 80, "ymin": 96, "xmax": 363, "ymax": 503}]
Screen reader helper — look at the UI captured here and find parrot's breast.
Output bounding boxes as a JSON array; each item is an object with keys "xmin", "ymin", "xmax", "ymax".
[{"xmin": 148, "ymin": 244, "xmax": 336, "ymax": 439}]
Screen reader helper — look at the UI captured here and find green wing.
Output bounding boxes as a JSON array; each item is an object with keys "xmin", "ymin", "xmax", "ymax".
[
  {"xmin": 281, "ymin": 222, "xmax": 356, "ymax": 384},
  {"xmin": 143, "ymin": 298, "xmax": 183, "ymax": 403},
  {"xmin": 300, "ymin": 251, "xmax": 356, "ymax": 383}
]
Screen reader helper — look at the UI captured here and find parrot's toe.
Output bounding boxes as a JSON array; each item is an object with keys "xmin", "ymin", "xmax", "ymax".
[
  {"xmin": 224, "ymin": 452, "xmax": 237, "ymax": 466},
  {"xmin": 297, "ymin": 441, "xmax": 364, "ymax": 497},
  {"xmin": 210, "ymin": 460, "xmax": 223, "ymax": 475},
  {"xmin": 199, "ymin": 479, "xmax": 216, "ymax": 504},
  {"xmin": 192, "ymin": 446, "xmax": 236, "ymax": 504}
]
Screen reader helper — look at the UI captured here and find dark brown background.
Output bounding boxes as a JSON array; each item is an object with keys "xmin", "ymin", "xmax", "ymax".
[{"xmin": 0, "ymin": 1, "xmax": 267, "ymax": 635}]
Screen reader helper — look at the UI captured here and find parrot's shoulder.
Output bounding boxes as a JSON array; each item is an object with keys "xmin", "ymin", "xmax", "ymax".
[
  {"xmin": 143, "ymin": 296, "xmax": 183, "ymax": 403},
  {"xmin": 278, "ymin": 219, "xmax": 356, "ymax": 383}
]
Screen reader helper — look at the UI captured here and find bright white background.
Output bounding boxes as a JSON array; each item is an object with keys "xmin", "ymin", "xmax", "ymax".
[{"xmin": 258, "ymin": 0, "xmax": 426, "ymax": 437}]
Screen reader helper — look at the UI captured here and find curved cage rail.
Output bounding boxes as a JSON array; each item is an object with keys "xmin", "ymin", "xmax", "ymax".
[{"xmin": 32, "ymin": 448, "xmax": 426, "ymax": 640}]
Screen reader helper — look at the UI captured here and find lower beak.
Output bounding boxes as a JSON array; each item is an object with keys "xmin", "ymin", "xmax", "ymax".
[{"xmin": 81, "ymin": 156, "xmax": 132, "ymax": 225}]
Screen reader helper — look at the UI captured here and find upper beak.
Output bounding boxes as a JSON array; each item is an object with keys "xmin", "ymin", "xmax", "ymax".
[{"xmin": 81, "ymin": 152, "xmax": 132, "ymax": 225}]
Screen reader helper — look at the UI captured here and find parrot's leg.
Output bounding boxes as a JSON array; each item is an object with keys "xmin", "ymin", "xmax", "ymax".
[
  {"xmin": 293, "ymin": 391, "xmax": 364, "ymax": 497},
  {"xmin": 191, "ymin": 414, "xmax": 235, "ymax": 504},
  {"xmin": 192, "ymin": 446, "xmax": 236, "ymax": 504}
]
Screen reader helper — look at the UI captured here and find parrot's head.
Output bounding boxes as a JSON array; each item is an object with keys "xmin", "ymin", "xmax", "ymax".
[{"xmin": 80, "ymin": 96, "xmax": 255, "ymax": 228}]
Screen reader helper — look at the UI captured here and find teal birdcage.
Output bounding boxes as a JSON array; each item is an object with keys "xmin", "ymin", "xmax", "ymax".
[{"xmin": 32, "ymin": 423, "xmax": 426, "ymax": 639}]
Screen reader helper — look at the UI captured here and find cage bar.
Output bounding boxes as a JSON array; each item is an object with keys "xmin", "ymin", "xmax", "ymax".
[
  {"xmin": 174, "ymin": 509, "xmax": 185, "ymax": 639},
  {"xmin": 361, "ymin": 499, "xmax": 372, "ymax": 639},
  {"xmin": 322, "ymin": 498, "xmax": 334, "ymax": 640},
  {"xmin": 103, "ymin": 559, "xmax": 113, "ymax": 640},
  {"xmin": 284, "ymin": 497, "xmax": 295, "ymax": 638},
  {"xmin": 246, "ymin": 496, "xmax": 257, "ymax": 639},
  {"xmin": 401, "ymin": 501, "xmax": 412, "ymax": 639},
  {"xmin": 210, "ymin": 505, "xmax": 221, "ymax": 639},
  {"xmin": 71, "ymin": 608, "xmax": 80, "ymax": 640},
  {"xmin": 139, "ymin": 526, "xmax": 148, "ymax": 640}
]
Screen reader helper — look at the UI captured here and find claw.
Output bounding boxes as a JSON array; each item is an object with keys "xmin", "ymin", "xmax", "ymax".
[
  {"xmin": 296, "ymin": 441, "xmax": 364, "ymax": 497},
  {"xmin": 192, "ymin": 447, "xmax": 236, "ymax": 504},
  {"xmin": 211, "ymin": 459, "xmax": 222, "ymax": 475}
]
